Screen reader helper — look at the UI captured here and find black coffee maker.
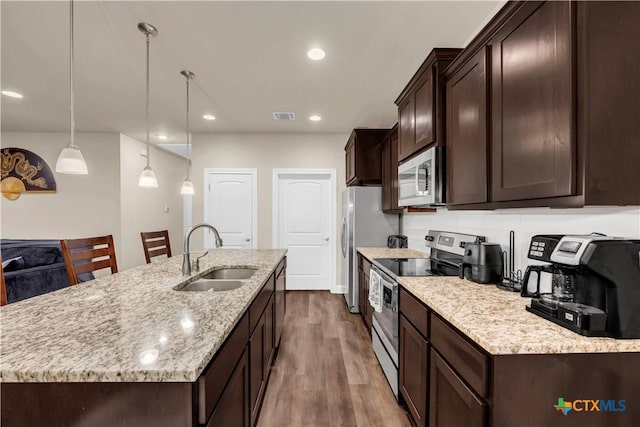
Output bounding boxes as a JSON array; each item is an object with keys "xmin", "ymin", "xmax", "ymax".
[{"xmin": 523, "ymin": 234, "xmax": 640, "ymax": 339}]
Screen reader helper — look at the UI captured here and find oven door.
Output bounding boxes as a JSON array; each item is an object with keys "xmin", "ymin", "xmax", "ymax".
[
  {"xmin": 371, "ymin": 266, "xmax": 399, "ymax": 398},
  {"xmin": 371, "ymin": 273, "xmax": 398, "ymax": 358}
]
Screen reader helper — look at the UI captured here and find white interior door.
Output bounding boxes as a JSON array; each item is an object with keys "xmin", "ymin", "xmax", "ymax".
[
  {"xmin": 273, "ymin": 170, "xmax": 336, "ymax": 291},
  {"xmin": 205, "ymin": 169, "xmax": 257, "ymax": 249}
]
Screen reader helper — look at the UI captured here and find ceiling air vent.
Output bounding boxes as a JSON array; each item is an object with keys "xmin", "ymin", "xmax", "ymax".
[{"xmin": 272, "ymin": 112, "xmax": 296, "ymax": 121}]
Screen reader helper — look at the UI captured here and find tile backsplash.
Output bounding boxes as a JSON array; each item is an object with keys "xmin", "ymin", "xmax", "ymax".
[{"xmin": 402, "ymin": 206, "xmax": 640, "ymax": 273}]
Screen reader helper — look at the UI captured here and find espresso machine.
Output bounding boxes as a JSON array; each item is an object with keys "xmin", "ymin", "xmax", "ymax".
[{"xmin": 522, "ymin": 234, "xmax": 640, "ymax": 338}]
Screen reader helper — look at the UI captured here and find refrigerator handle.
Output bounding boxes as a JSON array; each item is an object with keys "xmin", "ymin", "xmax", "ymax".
[{"xmin": 341, "ymin": 217, "xmax": 347, "ymax": 258}]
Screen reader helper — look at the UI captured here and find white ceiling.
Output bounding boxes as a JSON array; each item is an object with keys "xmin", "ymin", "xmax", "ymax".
[{"xmin": 1, "ymin": 1, "xmax": 504, "ymax": 144}]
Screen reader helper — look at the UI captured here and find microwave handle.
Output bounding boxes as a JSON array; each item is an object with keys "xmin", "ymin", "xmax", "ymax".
[{"xmin": 415, "ymin": 165, "xmax": 420, "ymax": 195}]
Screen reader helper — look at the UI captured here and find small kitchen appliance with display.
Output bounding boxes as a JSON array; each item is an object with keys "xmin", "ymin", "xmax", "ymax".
[
  {"xmin": 370, "ymin": 230, "xmax": 486, "ymax": 398},
  {"xmin": 522, "ymin": 234, "xmax": 640, "ymax": 338}
]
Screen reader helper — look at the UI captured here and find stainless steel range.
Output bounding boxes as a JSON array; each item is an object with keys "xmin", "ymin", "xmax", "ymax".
[{"xmin": 370, "ymin": 230, "xmax": 485, "ymax": 398}]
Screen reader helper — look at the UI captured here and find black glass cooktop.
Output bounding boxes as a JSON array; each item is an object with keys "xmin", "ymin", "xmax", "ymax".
[{"xmin": 373, "ymin": 257, "xmax": 460, "ymax": 278}]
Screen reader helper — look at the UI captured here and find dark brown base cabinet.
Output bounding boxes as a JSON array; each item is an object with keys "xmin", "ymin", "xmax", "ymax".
[
  {"xmin": 445, "ymin": 0, "xmax": 640, "ymax": 209},
  {"xmin": 274, "ymin": 257, "xmax": 286, "ymax": 352},
  {"xmin": 357, "ymin": 254, "xmax": 373, "ymax": 330},
  {"xmin": 208, "ymin": 349, "xmax": 250, "ymax": 427},
  {"xmin": 429, "ymin": 349, "xmax": 486, "ymax": 427},
  {"xmin": 399, "ymin": 315, "xmax": 429, "ymax": 427},
  {"xmin": 250, "ymin": 295, "xmax": 273, "ymax": 425},
  {"xmin": 398, "ymin": 286, "xmax": 640, "ymax": 427},
  {"xmin": 0, "ymin": 257, "xmax": 287, "ymax": 427}
]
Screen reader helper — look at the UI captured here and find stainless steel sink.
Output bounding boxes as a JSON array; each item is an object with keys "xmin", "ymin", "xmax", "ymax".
[
  {"xmin": 202, "ymin": 268, "xmax": 257, "ymax": 280},
  {"xmin": 179, "ymin": 279, "xmax": 244, "ymax": 292}
]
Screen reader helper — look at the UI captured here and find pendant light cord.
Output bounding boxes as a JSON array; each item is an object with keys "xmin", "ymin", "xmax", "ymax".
[
  {"xmin": 69, "ymin": 0, "xmax": 75, "ymax": 148},
  {"xmin": 185, "ymin": 73, "xmax": 191, "ymax": 180},
  {"xmin": 145, "ymin": 32, "xmax": 150, "ymax": 168}
]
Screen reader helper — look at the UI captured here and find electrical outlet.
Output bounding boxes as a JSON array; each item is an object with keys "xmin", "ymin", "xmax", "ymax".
[{"xmin": 164, "ymin": 205, "xmax": 170, "ymax": 213}]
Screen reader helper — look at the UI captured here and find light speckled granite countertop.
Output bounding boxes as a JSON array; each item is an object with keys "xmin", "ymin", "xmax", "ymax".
[
  {"xmin": 0, "ymin": 249, "xmax": 286, "ymax": 383},
  {"xmin": 357, "ymin": 247, "xmax": 640, "ymax": 355},
  {"xmin": 357, "ymin": 247, "xmax": 428, "ymax": 261},
  {"xmin": 399, "ymin": 276, "xmax": 640, "ymax": 355}
]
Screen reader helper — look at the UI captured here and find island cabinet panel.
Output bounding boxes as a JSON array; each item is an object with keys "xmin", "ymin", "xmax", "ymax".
[
  {"xmin": 399, "ymin": 315, "xmax": 429, "ymax": 427},
  {"xmin": 0, "ymin": 382, "xmax": 194, "ymax": 427},
  {"xmin": 265, "ymin": 295, "xmax": 275, "ymax": 369},
  {"xmin": 249, "ymin": 294, "xmax": 275, "ymax": 426},
  {"xmin": 250, "ymin": 272, "xmax": 275, "ymax": 334},
  {"xmin": 490, "ymin": 0, "xmax": 575, "ymax": 202},
  {"xmin": 207, "ymin": 349, "xmax": 250, "ymax": 427},
  {"xmin": 429, "ymin": 349, "xmax": 487, "ymax": 427},
  {"xmin": 199, "ymin": 313, "xmax": 250, "ymax": 424},
  {"xmin": 446, "ymin": 48, "xmax": 489, "ymax": 206},
  {"xmin": 274, "ymin": 258, "xmax": 286, "ymax": 350}
]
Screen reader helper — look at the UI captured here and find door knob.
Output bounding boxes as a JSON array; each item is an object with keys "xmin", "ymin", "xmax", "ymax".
[
  {"xmin": 324, "ymin": 237, "xmax": 330, "ymax": 241},
  {"xmin": 245, "ymin": 238, "xmax": 251, "ymax": 242}
]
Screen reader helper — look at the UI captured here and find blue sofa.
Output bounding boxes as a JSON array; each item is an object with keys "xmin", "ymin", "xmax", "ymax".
[{"xmin": 1, "ymin": 239, "xmax": 73, "ymax": 304}]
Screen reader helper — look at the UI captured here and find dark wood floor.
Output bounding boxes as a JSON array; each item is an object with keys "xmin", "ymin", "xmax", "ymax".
[{"xmin": 257, "ymin": 291, "xmax": 411, "ymax": 427}]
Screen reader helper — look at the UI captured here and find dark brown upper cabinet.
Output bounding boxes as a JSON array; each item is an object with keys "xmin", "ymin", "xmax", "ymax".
[
  {"xmin": 443, "ymin": 0, "xmax": 640, "ymax": 209},
  {"xmin": 345, "ymin": 129, "xmax": 389, "ymax": 186},
  {"xmin": 490, "ymin": 1, "xmax": 574, "ymax": 202},
  {"xmin": 380, "ymin": 125, "xmax": 403, "ymax": 213},
  {"xmin": 445, "ymin": 48, "xmax": 489, "ymax": 206},
  {"xmin": 395, "ymin": 49, "xmax": 462, "ymax": 163}
]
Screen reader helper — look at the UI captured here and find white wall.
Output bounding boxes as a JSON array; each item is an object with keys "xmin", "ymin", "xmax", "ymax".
[
  {"xmin": 119, "ymin": 134, "xmax": 185, "ymax": 270},
  {"xmin": 0, "ymin": 132, "xmax": 184, "ymax": 272},
  {"xmin": 191, "ymin": 133, "xmax": 348, "ymax": 286},
  {"xmin": 403, "ymin": 206, "xmax": 640, "ymax": 273},
  {"xmin": 1, "ymin": 132, "xmax": 122, "ymax": 254}
]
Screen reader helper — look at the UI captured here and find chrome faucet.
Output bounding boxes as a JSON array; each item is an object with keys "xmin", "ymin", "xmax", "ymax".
[{"xmin": 182, "ymin": 223, "xmax": 223, "ymax": 276}]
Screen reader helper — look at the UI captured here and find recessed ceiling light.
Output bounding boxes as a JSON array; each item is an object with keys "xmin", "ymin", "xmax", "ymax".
[
  {"xmin": 156, "ymin": 134, "xmax": 168, "ymax": 140},
  {"xmin": 309, "ymin": 115, "xmax": 322, "ymax": 122},
  {"xmin": 2, "ymin": 90, "xmax": 23, "ymax": 99},
  {"xmin": 307, "ymin": 48, "xmax": 325, "ymax": 61},
  {"xmin": 202, "ymin": 114, "xmax": 216, "ymax": 121}
]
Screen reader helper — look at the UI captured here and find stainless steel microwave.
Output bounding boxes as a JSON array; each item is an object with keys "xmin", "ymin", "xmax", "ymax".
[{"xmin": 398, "ymin": 146, "xmax": 444, "ymax": 207}]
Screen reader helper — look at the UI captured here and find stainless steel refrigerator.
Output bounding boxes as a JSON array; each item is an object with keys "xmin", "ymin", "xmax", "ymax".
[{"xmin": 341, "ymin": 187, "xmax": 399, "ymax": 313}]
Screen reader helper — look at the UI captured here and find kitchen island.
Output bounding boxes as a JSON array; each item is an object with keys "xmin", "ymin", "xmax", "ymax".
[
  {"xmin": 0, "ymin": 249, "xmax": 287, "ymax": 427},
  {"xmin": 358, "ymin": 248, "xmax": 640, "ymax": 427}
]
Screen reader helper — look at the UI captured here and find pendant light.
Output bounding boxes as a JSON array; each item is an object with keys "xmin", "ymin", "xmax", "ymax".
[
  {"xmin": 180, "ymin": 70, "xmax": 195, "ymax": 195},
  {"xmin": 137, "ymin": 22, "xmax": 158, "ymax": 188},
  {"xmin": 55, "ymin": 0, "xmax": 88, "ymax": 175}
]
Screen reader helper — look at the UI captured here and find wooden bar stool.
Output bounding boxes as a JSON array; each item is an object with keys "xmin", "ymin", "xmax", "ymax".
[
  {"xmin": 1, "ymin": 253, "xmax": 7, "ymax": 306},
  {"xmin": 61, "ymin": 235, "xmax": 118, "ymax": 285},
  {"xmin": 140, "ymin": 230, "xmax": 172, "ymax": 264}
]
